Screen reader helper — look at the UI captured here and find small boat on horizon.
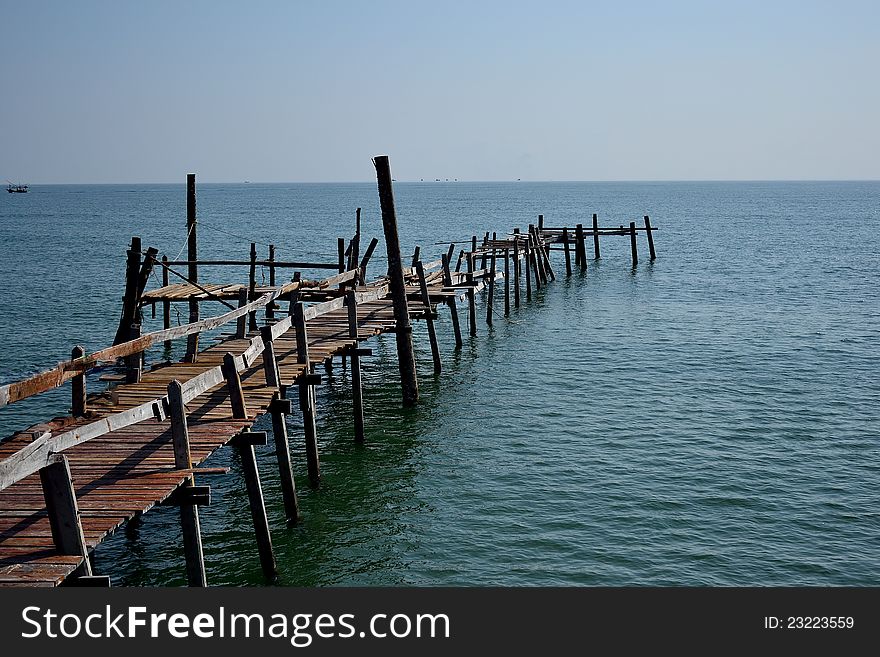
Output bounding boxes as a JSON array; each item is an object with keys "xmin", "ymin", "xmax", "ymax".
[{"xmin": 6, "ymin": 182, "xmax": 28, "ymax": 193}]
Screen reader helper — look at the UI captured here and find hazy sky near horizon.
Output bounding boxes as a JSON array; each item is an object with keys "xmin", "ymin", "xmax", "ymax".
[{"xmin": 2, "ymin": 1, "xmax": 878, "ymax": 183}]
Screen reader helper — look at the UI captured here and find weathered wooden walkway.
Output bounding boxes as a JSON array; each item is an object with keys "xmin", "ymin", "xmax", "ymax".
[{"xmin": 0, "ymin": 160, "xmax": 658, "ymax": 586}]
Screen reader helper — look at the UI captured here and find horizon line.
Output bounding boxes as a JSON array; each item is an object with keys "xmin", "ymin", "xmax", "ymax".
[{"xmin": 7, "ymin": 178, "xmax": 880, "ymax": 186}]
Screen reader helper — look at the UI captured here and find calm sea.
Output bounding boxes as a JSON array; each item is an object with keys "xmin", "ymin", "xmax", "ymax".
[{"xmin": 1, "ymin": 181, "xmax": 878, "ymax": 586}]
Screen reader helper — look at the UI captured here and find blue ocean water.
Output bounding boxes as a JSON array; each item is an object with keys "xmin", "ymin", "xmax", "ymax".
[{"xmin": 1, "ymin": 181, "xmax": 878, "ymax": 586}]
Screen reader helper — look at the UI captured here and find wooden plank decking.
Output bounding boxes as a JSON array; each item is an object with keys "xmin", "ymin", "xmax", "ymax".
[{"xmin": 0, "ymin": 297, "xmax": 397, "ymax": 586}]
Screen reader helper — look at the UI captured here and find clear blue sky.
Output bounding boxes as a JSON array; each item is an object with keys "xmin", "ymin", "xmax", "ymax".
[{"xmin": 2, "ymin": 1, "xmax": 877, "ymax": 183}]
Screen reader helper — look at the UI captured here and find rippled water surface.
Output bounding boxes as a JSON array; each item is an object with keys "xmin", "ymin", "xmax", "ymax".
[{"xmin": 1, "ymin": 181, "xmax": 878, "ymax": 585}]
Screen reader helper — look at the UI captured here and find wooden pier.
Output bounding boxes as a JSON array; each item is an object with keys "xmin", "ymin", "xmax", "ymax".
[{"xmin": 0, "ymin": 159, "xmax": 658, "ymax": 587}]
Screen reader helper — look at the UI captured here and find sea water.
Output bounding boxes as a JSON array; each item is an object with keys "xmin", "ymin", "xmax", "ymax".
[{"xmin": 1, "ymin": 181, "xmax": 877, "ymax": 585}]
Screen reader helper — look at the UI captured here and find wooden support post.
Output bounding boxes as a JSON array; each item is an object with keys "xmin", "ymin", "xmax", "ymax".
[
  {"xmin": 161, "ymin": 255, "xmax": 171, "ymax": 350},
  {"xmin": 446, "ymin": 242, "xmax": 456, "ymax": 268},
  {"xmin": 260, "ymin": 325, "xmax": 281, "ymax": 389},
  {"xmin": 269, "ymin": 392, "xmax": 299, "ymax": 522},
  {"xmin": 486, "ymin": 249, "xmax": 497, "ymax": 326},
  {"xmin": 167, "ymin": 379, "xmax": 206, "ymax": 587},
  {"xmin": 71, "ymin": 345, "xmax": 86, "ymax": 417},
  {"xmin": 248, "ymin": 242, "xmax": 258, "ymax": 332},
  {"xmin": 416, "ymin": 260, "xmax": 442, "ymax": 374},
  {"xmin": 411, "ymin": 246, "xmax": 420, "ymax": 269},
  {"xmin": 529, "ymin": 232, "xmax": 543, "ymax": 290},
  {"xmin": 538, "ymin": 230, "xmax": 555, "ymax": 281},
  {"xmin": 222, "ymin": 352, "xmax": 248, "ymax": 419},
  {"xmin": 185, "ymin": 175, "xmax": 199, "ymax": 362},
  {"xmin": 592, "ymin": 213, "xmax": 600, "ymax": 259},
  {"xmin": 538, "ymin": 215, "xmax": 550, "ymax": 259},
  {"xmin": 352, "ymin": 207, "xmax": 362, "ymax": 271},
  {"xmin": 481, "ymin": 232, "xmax": 489, "ymax": 269},
  {"xmin": 359, "ymin": 237, "xmax": 378, "ymax": 285},
  {"xmin": 113, "ymin": 237, "xmax": 142, "ymax": 345},
  {"xmin": 563, "ymin": 228, "xmax": 572, "ymax": 275},
  {"xmin": 513, "ymin": 237, "xmax": 521, "ymax": 308},
  {"xmin": 529, "ymin": 225, "xmax": 546, "ymax": 284},
  {"xmin": 630, "ymin": 221, "xmax": 638, "ymax": 267},
  {"xmin": 373, "ymin": 155, "xmax": 418, "ymax": 406},
  {"xmin": 524, "ymin": 240, "xmax": 533, "ymax": 300},
  {"xmin": 644, "ymin": 215, "xmax": 656, "ymax": 260},
  {"xmin": 234, "ymin": 433, "xmax": 277, "ymax": 580},
  {"xmin": 337, "ymin": 237, "xmax": 346, "ymax": 274},
  {"xmin": 268, "ymin": 244, "xmax": 276, "ymax": 287},
  {"xmin": 266, "ymin": 244, "xmax": 276, "ymax": 320},
  {"xmin": 442, "ymin": 253, "xmax": 463, "ymax": 347},
  {"xmin": 576, "ymin": 224, "xmax": 586, "ymax": 271},
  {"xmin": 346, "ymin": 292, "xmax": 366, "ymax": 443},
  {"xmin": 504, "ymin": 248, "xmax": 510, "ymax": 316},
  {"xmin": 455, "ymin": 249, "xmax": 464, "ymax": 272},
  {"xmin": 39, "ymin": 455, "xmax": 92, "ymax": 575},
  {"xmin": 125, "ymin": 323, "xmax": 142, "ymax": 384},
  {"xmin": 293, "ymin": 303, "xmax": 320, "ymax": 486},
  {"xmin": 236, "ymin": 287, "xmax": 248, "ymax": 339},
  {"xmin": 467, "ymin": 251, "xmax": 477, "ymax": 336}
]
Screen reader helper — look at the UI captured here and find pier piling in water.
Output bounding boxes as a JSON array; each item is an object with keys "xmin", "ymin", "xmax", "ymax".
[
  {"xmin": 645, "ymin": 215, "xmax": 657, "ymax": 260},
  {"xmin": 374, "ymin": 155, "xmax": 419, "ymax": 407},
  {"xmin": 185, "ymin": 174, "xmax": 199, "ymax": 362}
]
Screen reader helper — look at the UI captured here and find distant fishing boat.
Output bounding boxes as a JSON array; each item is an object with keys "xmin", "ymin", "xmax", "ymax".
[{"xmin": 6, "ymin": 183, "xmax": 28, "ymax": 193}]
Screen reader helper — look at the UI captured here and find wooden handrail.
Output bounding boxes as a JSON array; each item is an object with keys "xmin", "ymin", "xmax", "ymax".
[
  {"xmin": 0, "ymin": 270, "xmax": 362, "ymax": 409},
  {"xmin": 0, "ymin": 278, "xmax": 391, "ymax": 490}
]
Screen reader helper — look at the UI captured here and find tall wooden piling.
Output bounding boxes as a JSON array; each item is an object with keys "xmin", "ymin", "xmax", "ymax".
[
  {"xmin": 338, "ymin": 238, "xmax": 346, "ymax": 274},
  {"xmin": 233, "ymin": 431, "xmax": 277, "ymax": 580},
  {"xmin": 71, "ymin": 345, "xmax": 86, "ymax": 417},
  {"xmin": 168, "ymin": 379, "xmax": 206, "ymax": 587},
  {"xmin": 185, "ymin": 174, "xmax": 199, "ymax": 362},
  {"xmin": 442, "ymin": 253, "xmax": 463, "ymax": 347},
  {"xmin": 346, "ymin": 292, "xmax": 366, "ymax": 442},
  {"xmin": 373, "ymin": 155, "xmax": 419, "ymax": 407},
  {"xmin": 293, "ymin": 303, "xmax": 320, "ymax": 486},
  {"xmin": 416, "ymin": 261, "xmax": 442, "ymax": 374},
  {"xmin": 644, "ymin": 215, "xmax": 656, "ymax": 260},
  {"xmin": 576, "ymin": 224, "xmax": 587, "ymax": 272},
  {"xmin": 269, "ymin": 391, "xmax": 300, "ymax": 522},
  {"xmin": 592, "ymin": 213, "xmax": 600, "ymax": 259},
  {"xmin": 630, "ymin": 221, "xmax": 638, "ymax": 267}
]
